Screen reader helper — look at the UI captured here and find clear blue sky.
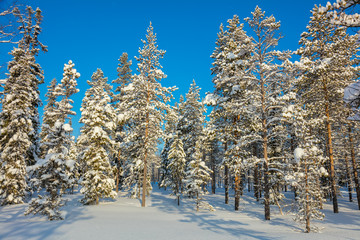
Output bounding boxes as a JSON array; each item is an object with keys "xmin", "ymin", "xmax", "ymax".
[{"xmin": 2, "ymin": 0, "xmax": 329, "ymax": 137}]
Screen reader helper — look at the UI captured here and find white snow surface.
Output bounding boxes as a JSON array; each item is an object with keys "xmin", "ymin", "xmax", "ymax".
[{"xmin": 0, "ymin": 187, "xmax": 359, "ymax": 240}]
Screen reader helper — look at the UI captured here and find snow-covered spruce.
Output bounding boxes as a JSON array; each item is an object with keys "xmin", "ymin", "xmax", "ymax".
[
  {"xmin": 159, "ymin": 106, "xmax": 179, "ymax": 189},
  {"xmin": 111, "ymin": 52, "xmax": 133, "ymax": 191},
  {"xmin": 164, "ymin": 135, "xmax": 186, "ymax": 205},
  {"xmin": 0, "ymin": 7, "xmax": 46, "ymax": 205},
  {"xmin": 39, "ymin": 78, "xmax": 58, "ymax": 158},
  {"xmin": 26, "ymin": 121, "xmax": 74, "ymax": 220},
  {"xmin": 177, "ymin": 80, "xmax": 206, "ymax": 169},
  {"xmin": 78, "ymin": 69, "xmax": 117, "ymax": 205},
  {"xmin": 26, "ymin": 60, "xmax": 80, "ymax": 220},
  {"xmin": 185, "ymin": 141, "xmax": 214, "ymax": 212}
]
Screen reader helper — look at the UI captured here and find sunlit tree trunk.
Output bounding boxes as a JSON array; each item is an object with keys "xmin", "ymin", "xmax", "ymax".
[
  {"xmin": 324, "ymin": 83, "xmax": 338, "ymax": 213},
  {"xmin": 142, "ymin": 89, "xmax": 150, "ymax": 207},
  {"xmin": 348, "ymin": 126, "xmax": 360, "ymax": 209},
  {"xmin": 224, "ymin": 141, "xmax": 229, "ymax": 204}
]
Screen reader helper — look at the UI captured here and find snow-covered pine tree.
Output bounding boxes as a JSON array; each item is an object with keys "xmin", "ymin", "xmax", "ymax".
[
  {"xmin": 345, "ymin": 123, "xmax": 360, "ymax": 210},
  {"xmin": 165, "ymin": 135, "xmax": 186, "ymax": 205},
  {"xmin": 283, "ymin": 104, "xmax": 326, "ymax": 232},
  {"xmin": 293, "ymin": 144, "xmax": 326, "ymax": 233},
  {"xmin": 244, "ymin": 6, "xmax": 292, "ymax": 220},
  {"xmin": 185, "ymin": 140, "xmax": 213, "ymax": 212},
  {"xmin": 112, "ymin": 52, "xmax": 132, "ymax": 191},
  {"xmin": 122, "ymin": 22, "xmax": 174, "ymax": 207},
  {"xmin": 177, "ymin": 80, "xmax": 205, "ymax": 168},
  {"xmin": 296, "ymin": 5, "xmax": 359, "ymax": 213},
  {"xmin": 319, "ymin": 0, "xmax": 360, "ymax": 28},
  {"xmin": 0, "ymin": 6, "xmax": 46, "ymax": 205},
  {"xmin": 78, "ymin": 69, "xmax": 117, "ymax": 205},
  {"xmin": 207, "ymin": 14, "xmax": 255, "ymax": 209}
]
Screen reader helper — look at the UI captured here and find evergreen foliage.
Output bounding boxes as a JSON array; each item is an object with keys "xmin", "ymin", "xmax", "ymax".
[
  {"xmin": 165, "ymin": 135, "xmax": 186, "ymax": 205},
  {"xmin": 185, "ymin": 141, "xmax": 213, "ymax": 211},
  {"xmin": 0, "ymin": 6, "xmax": 46, "ymax": 205},
  {"xmin": 78, "ymin": 69, "xmax": 117, "ymax": 205},
  {"xmin": 26, "ymin": 61, "xmax": 79, "ymax": 220},
  {"xmin": 122, "ymin": 22, "xmax": 174, "ymax": 206}
]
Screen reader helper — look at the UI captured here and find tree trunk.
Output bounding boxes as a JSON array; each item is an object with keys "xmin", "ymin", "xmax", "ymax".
[
  {"xmin": 142, "ymin": 86, "xmax": 151, "ymax": 207},
  {"xmin": 235, "ymin": 171, "xmax": 241, "ymax": 211},
  {"xmin": 115, "ymin": 149, "xmax": 121, "ymax": 191},
  {"xmin": 344, "ymin": 151, "xmax": 353, "ymax": 202},
  {"xmin": 196, "ymin": 192, "xmax": 199, "ymax": 212},
  {"xmin": 254, "ymin": 164, "xmax": 259, "ymax": 201},
  {"xmin": 254, "ymin": 143, "xmax": 259, "ymax": 201},
  {"xmin": 261, "ymin": 72, "xmax": 270, "ymax": 220},
  {"xmin": 224, "ymin": 141, "xmax": 229, "ymax": 204},
  {"xmin": 305, "ymin": 159, "xmax": 310, "ymax": 233},
  {"xmin": 263, "ymin": 150, "xmax": 270, "ymax": 220},
  {"xmin": 248, "ymin": 169, "xmax": 251, "ymax": 192},
  {"xmin": 211, "ymin": 150, "xmax": 216, "ymax": 194},
  {"xmin": 348, "ymin": 126, "xmax": 360, "ymax": 210},
  {"xmin": 142, "ymin": 124, "xmax": 149, "ymax": 207},
  {"xmin": 324, "ymin": 84, "xmax": 338, "ymax": 213}
]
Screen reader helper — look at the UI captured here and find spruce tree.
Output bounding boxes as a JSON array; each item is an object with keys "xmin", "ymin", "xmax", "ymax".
[
  {"xmin": 26, "ymin": 61, "xmax": 80, "ymax": 220},
  {"xmin": 25, "ymin": 120, "xmax": 73, "ymax": 220},
  {"xmin": 78, "ymin": 69, "xmax": 117, "ymax": 205},
  {"xmin": 0, "ymin": 6, "xmax": 46, "ymax": 205},
  {"xmin": 39, "ymin": 78, "xmax": 58, "ymax": 158},
  {"xmin": 160, "ymin": 105, "xmax": 179, "ymax": 189},
  {"xmin": 112, "ymin": 52, "xmax": 132, "ymax": 191},
  {"xmin": 185, "ymin": 140, "xmax": 213, "ymax": 212},
  {"xmin": 177, "ymin": 80, "xmax": 205, "ymax": 167},
  {"xmin": 165, "ymin": 135, "xmax": 186, "ymax": 206}
]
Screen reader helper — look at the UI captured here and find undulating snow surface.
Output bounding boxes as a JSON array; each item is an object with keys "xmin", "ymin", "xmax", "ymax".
[{"xmin": 0, "ymin": 187, "xmax": 359, "ymax": 240}]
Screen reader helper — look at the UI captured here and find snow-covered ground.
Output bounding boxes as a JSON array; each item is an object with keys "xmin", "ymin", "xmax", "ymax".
[{"xmin": 0, "ymin": 187, "xmax": 359, "ymax": 240}]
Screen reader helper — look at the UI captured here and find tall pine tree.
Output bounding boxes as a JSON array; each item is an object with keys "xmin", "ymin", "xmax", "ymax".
[{"xmin": 122, "ymin": 22, "xmax": 174, "ymax": 207}]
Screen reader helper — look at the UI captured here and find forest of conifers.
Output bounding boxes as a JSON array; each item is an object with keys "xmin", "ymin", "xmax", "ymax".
[{"xmin": 1, "ymin": 0, "xmax": 360, "ymax": 233}]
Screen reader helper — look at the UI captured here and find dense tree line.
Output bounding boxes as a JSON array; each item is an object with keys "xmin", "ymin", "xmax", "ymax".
[{"xmin": 1, "ymin": 0, "xmax": 360, "ymax": 233}]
